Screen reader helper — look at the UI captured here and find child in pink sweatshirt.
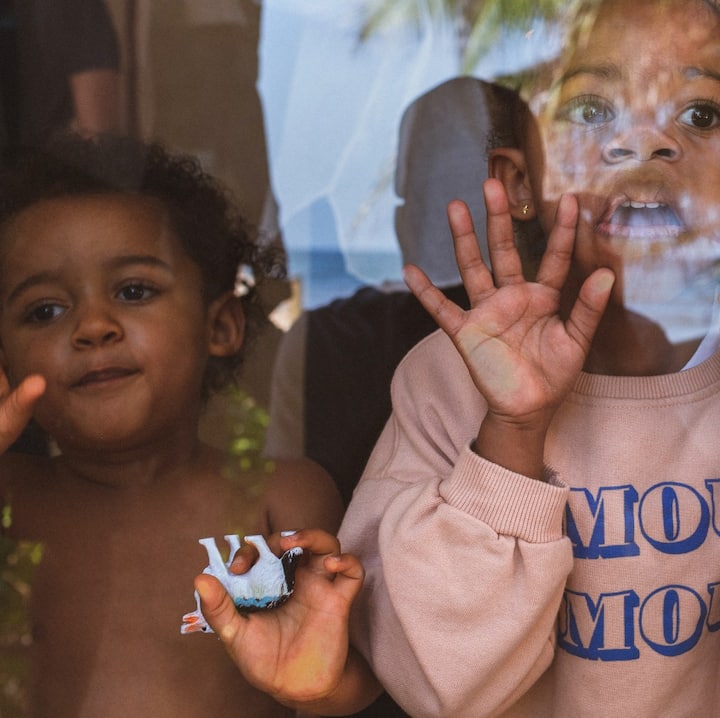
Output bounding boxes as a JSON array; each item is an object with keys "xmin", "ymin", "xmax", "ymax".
[{"xmin": 194, "ymin": 0, "xmax": 720, "ymax": 715}]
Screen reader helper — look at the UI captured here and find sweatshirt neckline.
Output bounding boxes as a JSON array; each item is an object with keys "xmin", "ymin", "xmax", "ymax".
[{"xmin": 572, "ymin": 350, "xmax": 720, "ymax": 400}]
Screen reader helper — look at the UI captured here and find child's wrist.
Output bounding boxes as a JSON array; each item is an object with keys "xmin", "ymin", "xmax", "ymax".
[
  {"xmin": 276, "ymin": 649, "xmax": 381, "ymax": 714},
  {"xmin": 474, "ymin": 411, "xmax": 551, "ymax": 481}
]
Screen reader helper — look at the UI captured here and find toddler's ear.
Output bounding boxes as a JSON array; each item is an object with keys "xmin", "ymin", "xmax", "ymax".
[
  {"xmin": 207, "ymin": 292, "xmax": 245, "ymax": 357},
  {"xmin": 488, "ymin": 148, "xmax": 536, "ymax": 221}
]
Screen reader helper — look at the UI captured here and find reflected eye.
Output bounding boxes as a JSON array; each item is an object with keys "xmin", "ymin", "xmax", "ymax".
[
  {"xmin": 559, "ymin": 95, "xmax": 615, "ymax": 126},
  {"xmin": 26, "ymin": 303, "xmax": 64, "ymax": 323},
  {"xmin": 117, "ymin": 283, "xmax": 157, "ymax": 302},
  {"xmin": 678, "ymin": 102, "xmax": 720, "ymax": 130}
]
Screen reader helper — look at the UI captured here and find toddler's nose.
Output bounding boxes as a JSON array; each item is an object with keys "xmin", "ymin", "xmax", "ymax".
[
  {"xmin": 602, "ymin": 125, "xmax": 681, "ymax": 164},
  {"xmin": 71, "ymin": 306, "xmax": 123, "ymax": 348}
]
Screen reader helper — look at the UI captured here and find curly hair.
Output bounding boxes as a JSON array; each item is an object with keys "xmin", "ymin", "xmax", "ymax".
[{"xmin": 0, "ymin": 133, "xmax": 285, "ymax": 396}]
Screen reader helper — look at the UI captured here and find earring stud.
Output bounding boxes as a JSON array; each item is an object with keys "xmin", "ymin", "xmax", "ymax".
[{"xmin": 521, "ymin": 203, "xmax": 530, "ymax": 216}]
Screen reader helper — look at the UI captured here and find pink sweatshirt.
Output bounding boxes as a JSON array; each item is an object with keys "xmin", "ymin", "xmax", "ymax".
[{"xmin": 339, "ymin": 330, "xmax": 720, "ymax": 717}]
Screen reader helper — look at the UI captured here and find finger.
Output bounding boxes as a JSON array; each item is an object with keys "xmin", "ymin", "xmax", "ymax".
[
  {"xmin": 446, "ymin": 199, "xmax": 495, "ymax": 301},
  {"xmin": 565, "ymin": 268, "xmax": 615, "ymax": 353},
  {"xmin": 323, "ymin": 553, "xmax": 363, "ymax": 584},
  {"xmin": 194, "ymin": 574, "xmax": 248, "ymax": 645},
  {"xmin": 279, "ymin": 528, "xmax": 341, "ymax": 557},
  {"xmin": 7, "ymin": 374, "xmax": 45, "ymax": 408},
  {"xmin": 404, "ymin": 263, "xmax": 467, "ymax": 340},
  {"xmin": 228, "ymin": 541, "xmax": 260, "ymax": 575},
  {"xmin": 264, "ymin": 530, "xmax": 292, "ymax": 556},
  {"xmin": 322, "ymin": 553, "xmax": 365, "ymax": 603},
  {"xmin": 482, "ymin": 179, "xmax": 525, "ymax": 287},
  {"xmin": 535, "ymin": 194, "xmax": 578, "ymax": 291},
  {"xmin": 0, "ymin": 374, "xmax": 46, "ymax": 450},
  {"xmin": 228, "ymin": 531, "xmax": 308, "ymax": 575}
]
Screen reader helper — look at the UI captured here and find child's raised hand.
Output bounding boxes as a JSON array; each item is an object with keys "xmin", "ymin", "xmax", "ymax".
[
  {"xmin": 194, "ymin": 529, "xmax": 373, "ymax": 711},
  {"xmin": 0, "ymin": 371, "xmax": 45, "ymax": 453},
  {"xmin": 404, "ymin": 179, "xmax": 614, "ymax": 476}
]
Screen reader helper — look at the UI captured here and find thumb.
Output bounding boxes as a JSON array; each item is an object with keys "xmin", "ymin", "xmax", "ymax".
[
  {"xmin": 0, "ymin": 374, "xmax": 46, "ymax": 450},
  {"xmin": 565, "ymin": 268, "xmax": 615, "ymax": 353},
  {"xmin": 15, "ymin": 375, "xmax": 46, "ymax": 407},
  {"xmin": 194, "ymin": 574, "xmax": 247, "ymax": 645}
]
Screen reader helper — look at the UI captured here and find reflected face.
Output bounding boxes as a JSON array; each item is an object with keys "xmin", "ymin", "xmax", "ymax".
[
  {"xmin": 526, "ymin": 0, "xmax": 720, "ymax": 301},
  {"xmin": 0, "ymin": 194, "xmax": 212, "ymax": 449}
]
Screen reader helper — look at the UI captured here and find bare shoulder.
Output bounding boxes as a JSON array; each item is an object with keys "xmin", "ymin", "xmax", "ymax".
[
  {"xmin": 187, "ymin": 446, "xmax": 344, "ymax": 536},
  {"xmin": 263, "ymin": 457, "xmax": 344, "ymax": 534}
]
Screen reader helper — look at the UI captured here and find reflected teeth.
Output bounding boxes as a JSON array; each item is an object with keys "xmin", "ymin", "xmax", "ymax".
[{"xmin": 621, "ymin": 201, "xmax": 663, "ymax": 209}]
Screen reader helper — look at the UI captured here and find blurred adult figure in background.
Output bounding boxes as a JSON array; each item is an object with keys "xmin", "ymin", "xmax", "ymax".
[
  {"xmin": 0, "ymin": 0, "xmax": 120, "ymax": 164},
  {"xmin": 265, "ymin": 77, "xmax": 500, "ymax": 506}
]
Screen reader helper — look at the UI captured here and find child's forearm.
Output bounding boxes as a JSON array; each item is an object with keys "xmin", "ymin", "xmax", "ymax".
[{"xmin": 279, "ymin": 647, "xmax": 383, "ymax": 716}]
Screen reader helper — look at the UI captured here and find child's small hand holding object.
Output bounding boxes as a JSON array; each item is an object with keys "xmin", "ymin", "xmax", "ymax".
[
  {"xmin": 404, "ymin": 179, "xmax": 615, "ymax": 478},
  {"xmin": 0, "ymin": 370, "xmax": 45, "ymax": 453},
  {"xmin": 194, "ymin": 529, "xmax": 378, "ymax": 713}
]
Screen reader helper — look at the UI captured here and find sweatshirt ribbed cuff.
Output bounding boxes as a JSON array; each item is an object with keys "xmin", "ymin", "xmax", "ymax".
[{"xmin": 439, "ymin": 443, "xmax": 569, "ymax": 543}]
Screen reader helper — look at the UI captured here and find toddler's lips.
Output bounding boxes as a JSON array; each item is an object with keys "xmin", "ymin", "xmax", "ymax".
[
  {"xmin": 73, "ymin": 367, "xmax": 139, "ymax": 388},
  {"xmin": 599, "ymin": 200, "xmax": 684, "ymax": 240}
]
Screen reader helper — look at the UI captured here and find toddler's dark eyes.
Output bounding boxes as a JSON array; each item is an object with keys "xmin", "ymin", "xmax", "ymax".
[
  {"xmin": 117, "ymin": 283, "xmax": 157, "ymax": 301},
  {"xmin": 27, "ymin": 304, "xmax": 64, "ymax": 323},
  {"xmin": 679, "ymin": 103, "xmax": 720, "ymax": 130},
  {"xmin": 559, "ymin": 95, "xmax": 615, "ymax": 126}
]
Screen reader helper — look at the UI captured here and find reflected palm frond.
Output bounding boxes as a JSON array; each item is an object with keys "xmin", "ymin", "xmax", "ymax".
[{"xmin": 358, "ymin": 0, "xmax": 569, "ymax": 71}]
